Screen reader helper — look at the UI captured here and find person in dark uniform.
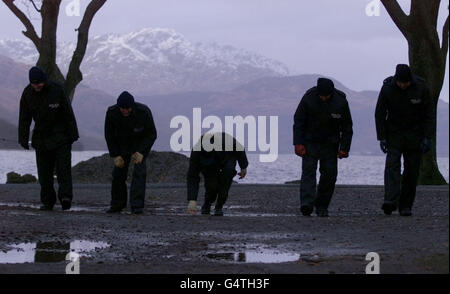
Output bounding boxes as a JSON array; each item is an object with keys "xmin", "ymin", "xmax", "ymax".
[
  {"xmin": 104, "ymin": 91, "xmax": 157, "ymax": 214},
  {"xmin": 186, "ymin": 132, "xmax": 248, "ymax": 216},
  {"xmin": 375, "ymin": 64, "xmax": 434, "ymax": 216},
  {"xmin": 293, "ymin": 78, "xmax": 353, "ymax": 217},
  {"xmin": 18, "ymin": 67, "xmax": 79, "ymax": 211}
]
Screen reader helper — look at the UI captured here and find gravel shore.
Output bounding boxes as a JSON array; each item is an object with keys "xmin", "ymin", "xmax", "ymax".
[{"xmin": 0, "ymin": 183, "xmax": 448, "ymax": 274}]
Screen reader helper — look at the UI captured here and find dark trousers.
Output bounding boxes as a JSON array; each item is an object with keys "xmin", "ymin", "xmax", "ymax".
[
  {"xmin": 202, "ymin": 159, "xmax": 237, "ymax": 209},
  {"xmin": 35, "ymin": 144, "xmax": 73, "ymax": 207},
  {"xmin": 111, "ymin": 155, "xmax": 147, "ymax": 210},
  {"xmin": 300, "ymin": 143, "xmax": 338, "ymax": 210},
  {"xmin": 384, "ymin": 147, "xmax": 422, "ymax": 210}
]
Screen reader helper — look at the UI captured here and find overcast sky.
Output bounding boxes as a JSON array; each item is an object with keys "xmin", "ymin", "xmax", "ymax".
[{"xmin": 0, "ymin": 0, "xmax": 448, "ymax": 101}]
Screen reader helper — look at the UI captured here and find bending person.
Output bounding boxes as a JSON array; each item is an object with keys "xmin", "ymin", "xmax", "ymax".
[
  {"xmin": 104, "ymin": 91, "xmax": 157, "ymax": 214},
  {"xmin": 186, "ymin": 132, "xmax": 248, "ymax": 216}
]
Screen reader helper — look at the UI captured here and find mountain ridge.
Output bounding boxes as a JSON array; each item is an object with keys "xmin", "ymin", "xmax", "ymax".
[{"xmin": 0, "ymin": 27, "xmax": 289, "ymax": 96}]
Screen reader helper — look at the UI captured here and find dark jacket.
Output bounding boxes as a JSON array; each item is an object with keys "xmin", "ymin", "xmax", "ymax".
[
  {"xmin": 104, "ymin": 102, "xmax": 157, "ymax": 158},
  {"xmin": 187, "ymin": 133, "xmax": 249, "ymax": 201},
  {"xmin": 293, "ymin": 87, "xmax": 353, "ymax": 152},
  {"xmin": 375, "ymin": 75, "xmax": 434, "ymax": 148},
  {"xmin": 18, "ymin": 81, "xmax": 79, "ymax": 150}
]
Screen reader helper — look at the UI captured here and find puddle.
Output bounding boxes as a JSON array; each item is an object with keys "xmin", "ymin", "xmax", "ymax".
[
  {"xmin": 152, "ymin": 205, "xmax": 295, "ymax": 217},
  {"xmin": 0, "ymin": 240, "xmax": 110, "ymax": 264},
  {"xmin": 1, "ymin": 202, "xmax": 293, "ymax": 217},
  {"xmin": 205, "ymin": 249, "xmax": 300, "ymax": 264},
  {"xmin": 154, "ymin": 211, "xmax": 296, "ymax": 217},
  {"xmin": 224, "ymin": 212, "xmax": 296, "ymax": 217},
  {"xmin": 0, "ymin": 202, "xmax": 106, "ymax": 212}
]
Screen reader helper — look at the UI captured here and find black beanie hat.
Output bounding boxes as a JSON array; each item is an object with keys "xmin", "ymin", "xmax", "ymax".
[
  {"xmin": 117, "ymin": 91, "xmax": 135, "ymax": 108},
  {"xmin": 29, "ymin": 66, "xmax": 47, "ymax": 84},
  {"xmin": 394, "ymin": 64, "xmax": 412, "ymax": 83},
  {"xmin": 317, "ymin": 78, "xmax": 334, "ymax": 96}
]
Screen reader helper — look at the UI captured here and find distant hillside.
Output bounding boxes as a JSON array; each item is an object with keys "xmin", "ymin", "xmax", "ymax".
[
  {"xmin": 1, "ymin": 54, "xmax": 448, "ymax": 155},
  {"xmin": 0, "ymin": 28, "xmax": 289, "ymax": 96}
]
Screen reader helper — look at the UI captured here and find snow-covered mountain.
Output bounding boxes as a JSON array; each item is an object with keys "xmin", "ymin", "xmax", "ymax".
[{"xmin": 0, "ymin": 28, "xmax": 289, "ymax": 96}]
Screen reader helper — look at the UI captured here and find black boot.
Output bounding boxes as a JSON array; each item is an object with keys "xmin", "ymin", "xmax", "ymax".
[
  {"xmin": 106, "ymin": 207, "xmax": 122, "ymax": 214},
  {"xmin": 214, "ymin": 207, "xmax": 224, "ymax": 216},
  {"xmin": 131, "ymin": 208, "xmax": 144, "ymax": 215},
  {"xmin": 39, "ymin": 204, "xmax": 53, "ymax": 211},
  {"xmin": 382, "ymin": 203, "xmax": 397, "ymax": 215},
  {"xmin": 300, "ymin": 205, "xmax": 313, "ymax": 216},
  {"xmin": 399, "ymin": 208, "xmax": 412, "ymax": 216},
  {"xmin": 61, "ymin": 199, "xmax": 71, "ymax": 211},
  {"xmin": 316, "ymin": 207, "xmax": 329, "ymax": 217},
  {"xmin": 201, "ymin": 203, "xmax": 211, "ymax": 215}
]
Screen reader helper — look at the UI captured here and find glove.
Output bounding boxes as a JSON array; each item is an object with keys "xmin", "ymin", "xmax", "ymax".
[
  {"xmin": 187, "ymin": 200, "xmax": 197, "ymax": 215},
  {"xmin": 295, "ymin": 144, "xmax": 306, "ymax": 157},
  {"xmin": 338, "ymin": 150, "xmax": 349, "ymax": 159},
  {"xmin": 20, "ymin": 142, "xmax": 29, "ymax": 150},
  {"xmin": 420, "ymin": 138, "xmax": 431, "ymax": 154},
  {"xmin": 238, "ymin": 168, "xmax": 247, "ymax": 179},
  {"xmin": 379, "ymin": 140, "xmax": 388, "ymax": 154},
  {"xmin": 113, "ymin": 156, "xmax": 125, "ymax": 168},
  {"xmin": 132, "ymin": 152, "xmax": 144, "ymax": 164}
]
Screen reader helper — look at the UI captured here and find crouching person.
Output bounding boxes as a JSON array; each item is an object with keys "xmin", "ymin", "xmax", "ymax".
[
  {"xmin": 186, "ymin": 132, "xmax": 248, "ymax": 216},
  {"xmin": 104, "ymin": 91, "xmax": 157, "ymax": 214}
]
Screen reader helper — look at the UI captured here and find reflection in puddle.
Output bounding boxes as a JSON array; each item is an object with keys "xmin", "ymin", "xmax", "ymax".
[
  {"xmin": 154, "ymin": 212, "xmax": 296, "ymax": 217},
  {"xmin": 206, "ymin": 249, "xmax": 300, "ymax": 263},
  {"xmin": 0, "ymin": 240, "xmax": 110, "ymax": 264}
]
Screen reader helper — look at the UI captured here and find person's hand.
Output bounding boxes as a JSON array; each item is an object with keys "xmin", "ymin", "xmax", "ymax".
[
  {"xmin": 132, "ymin": 152, "xmax": 144, "ymax": 164},
  {"xmin": 420, "ymin": 138, "xmax": 431, "ymax": 154},
  {"xmin": 338, "ymin": 150, "xmax": 349, "ymax": 159},
  {"xmin": 379, "ymin": 140, "xmax": 388, "ymax": 154},
  {"xmin": 187, "ymin": 200, "xmax": 197, "ymax": 215},
  {"xmin": 295, "ymin": 144, "xmax": 306, "ymax": 157},
  {"xmin": 113, "ymin": 156, "xmax": 125, "ymax": 168},
  {"xmin": 238, "ymin": 168, "xmax": 247, "ymax": 179},
  {"xmin": 20, "ymin": 141, "xmax": 29, "ymax": 150}
]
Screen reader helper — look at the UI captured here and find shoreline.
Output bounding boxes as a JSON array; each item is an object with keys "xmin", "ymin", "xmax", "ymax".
[{"xmin": 1, "ymin": 183, "xmax": 449, "ymax": 189}]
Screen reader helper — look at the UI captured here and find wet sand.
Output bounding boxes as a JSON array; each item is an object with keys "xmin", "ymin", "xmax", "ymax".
[{"xmin": 0, "ymin": 183, "xmax": 448, "ymax": 274}]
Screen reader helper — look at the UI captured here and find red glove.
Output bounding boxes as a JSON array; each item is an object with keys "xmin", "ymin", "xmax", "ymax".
[
  {"xmin": 338, "ymin": 150, "xmax": 349, "ymax": 159},
  {"xmin": 295, "ymin": 145, "xmax": 306, "ymax": 157}
]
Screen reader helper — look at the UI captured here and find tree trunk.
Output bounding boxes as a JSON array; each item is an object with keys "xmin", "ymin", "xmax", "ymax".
[
  {"xmin": 382, "ymin": 0, "xmax": 448, "ymax": 185},
  {"xmin": 37, "ymin": 0, "xmax": 65, "ymax": 84},
  {"xmin": 407, "ymin": 16, "xmax": 447, "ymax": 185},
  {"xmin": 2, "ymin": 0, "xmax": 107, "ymax": 102}
]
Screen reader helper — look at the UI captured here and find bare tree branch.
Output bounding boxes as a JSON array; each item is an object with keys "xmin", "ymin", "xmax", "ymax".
[
  {"xmin": 2, "ymin": 0, "xmax": 40, "ymax": 49},
  {"xmin": 411, "ymin": 0, "xmax": 440, "ymax": 29},
  {"xmin": 65, "ymin": 0, "xmax": 107, "ymax": 100},
  {"xmin": 30, "ymin": 0, "xmax": 41, "ymax": 12},
  {"xmin": 410, "ymin": 0, "xmax": 441, "ymax": 38},
  {"xmin": 37, "ymin": 0, "xmax": 64, "ymax": 82},
  {"xmin": 442, "ymin": 14, "xmax": 449, "ymax": 59},
  {"xmin": 381, "ymin": 0, "xmax": 410, "ymax": 38}
]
